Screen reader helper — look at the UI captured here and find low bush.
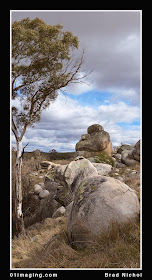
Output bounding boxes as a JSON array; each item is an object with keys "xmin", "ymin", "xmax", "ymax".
[{"xmin": 94, "ymin": 152, "xmax": 114, "ymax": 166}]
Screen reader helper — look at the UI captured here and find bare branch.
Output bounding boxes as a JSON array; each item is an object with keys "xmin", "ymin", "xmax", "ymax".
[
  {"xmin": 12, "ymin": 117, "xmax": 19, "ymax": 141},
  {"xmin": 20, "ymin": 142, "xmax": 29, "ymax": 158}
]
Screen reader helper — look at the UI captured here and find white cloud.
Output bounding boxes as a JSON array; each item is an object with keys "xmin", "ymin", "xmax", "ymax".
[
  {"xmin": 109, "ymin": 88, "xmax": 140, "ymax": 105},
  {"xmin": 11, "ymin": 12, "xmax": 141, "ymax": 152},
  {"xmin": 11, "ymin": 94, "xmax": 140, "ymax": 152},
  {"xmin": 98, "ymin": 101, "xmax": 140, "ymax": 123},
  {"xmin": 108, "ymin": 124, "xmax": 140, "ymax": 147}
]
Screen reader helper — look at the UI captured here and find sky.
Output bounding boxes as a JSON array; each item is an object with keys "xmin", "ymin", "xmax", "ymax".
[{"xmin": 11, "ymin": 10, "xmax": 141, "ymax": 152}]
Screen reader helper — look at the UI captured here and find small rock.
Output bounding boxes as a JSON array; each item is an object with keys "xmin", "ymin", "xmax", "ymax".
[
  {"xmin": 31, "ymin": 235, "xmax": 39, "ymax": 242},
  {"xmin": 34, "ymin": 184, "xmax": 42, "ymax": 195},
  {"xmin": 114, "ymin": 153, "xmax": 121, "ymax": 161},
  {"xmin": 126, "ymin": 168, "xmax": 131, "ymax": 172},
  {"xmin": 111, "ymin": 156, "xmax": 116, "ymax": 162},
  {"xmin": 114, "ymin": 162, "xmax": 126, "ymax": 168},
  {"xmin": 131, "ymin": 171, "xmax": 137, "ymax": 175},
  {"xmin": 39, "ymin": 190, "xmax": 50, "ymax": 199},
  {"xmin": 114, "ymin": 168, "xmax": 120, "ymax": 173},
  {"xmin": 30, "ymin": 172, "xmax": 38, "ymax": 176},
  {"xmin": 52, "ymin": 206, "xmax": 66, "ymax": 218},
  {"xmin": 39, "ymin": 175, "xmax": 44, "ymax": 179}
]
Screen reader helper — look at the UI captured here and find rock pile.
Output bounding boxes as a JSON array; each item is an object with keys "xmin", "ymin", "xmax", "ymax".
[
  {"xmin": 75, "ymin": 124, "xmax": 113, "ymax": 157},
  {"xmin": 23, "ymin": 128, "xmax": 140, "ymax": 249},
  {"xmin": 113, "ymin": 140, "xmax": 140, "ymax": 167},
  {"xmin": 24, "ymin": 152, "xmax": 140, "ymax": 248}
]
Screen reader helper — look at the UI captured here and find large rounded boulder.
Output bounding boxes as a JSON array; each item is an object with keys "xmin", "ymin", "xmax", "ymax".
[
  {"xmin": 75, "ymin": 124, "xmax": 113, "ymax": 157},
  {"xmin": 68, "ymin": 175, "xmax": 139, "ymax": 248},
  {"xmin": 64, "ymin": 156, "xmax": 98, "ymax": 193},
  {"xmin": 53, "ymin": 157, "xmax": 98, "ymax": 206}
]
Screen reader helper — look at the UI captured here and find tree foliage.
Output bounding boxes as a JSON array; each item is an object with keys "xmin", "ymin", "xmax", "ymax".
[
  {"xmin": 12, "ymin": 17, "xmax": 85, "ymax": 138},
  {"xmin": 11, "ymin": 17, "xmax": 87, "ymax": 235}
]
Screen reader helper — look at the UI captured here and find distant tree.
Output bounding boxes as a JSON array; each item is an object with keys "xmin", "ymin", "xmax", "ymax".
[
  {"xmin": 49, "ymin": 149, "xmax": 57, "ymax": 154},
  {"xmin": 12, "ymin": 17, "xmax": 87, "ymax": 234}
]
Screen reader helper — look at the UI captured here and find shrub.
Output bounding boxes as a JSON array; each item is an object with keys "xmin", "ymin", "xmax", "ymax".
[
  {"xmin": 49, "ymin": 152, "xmax": 75, "ymax": 161},
  {"xmin": 94, "ymin": 152, "xmax": 114, "ymax": 166}
]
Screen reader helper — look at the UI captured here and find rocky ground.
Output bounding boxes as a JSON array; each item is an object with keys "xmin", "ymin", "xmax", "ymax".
[{"xmin": 12, "ymin": 141, "xmax": 141, "ymax": 268}]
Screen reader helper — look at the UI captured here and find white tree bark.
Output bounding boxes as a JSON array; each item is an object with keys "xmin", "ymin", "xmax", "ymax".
[
  {"xmin": 15, "ymin": 140, "xmax": 25, "ymax": 234},
  {"xmin": 12, "ymin": 117, "xmax": 27, "ymax": 235}
]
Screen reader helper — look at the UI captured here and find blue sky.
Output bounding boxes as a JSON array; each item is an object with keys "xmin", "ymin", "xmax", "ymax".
[
  {"xmin": 11, "ymin": 11, "xmax": 141, "ymax": 152},
  {"xmin": 64, "ymin": 90, "xmax": 112, "ymax": 107}
]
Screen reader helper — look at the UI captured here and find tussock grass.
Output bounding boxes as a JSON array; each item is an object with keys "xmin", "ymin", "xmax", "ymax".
[
  {"xmin": 124, "ymin": 174, "xmax": 140, "ymax": 201},
  {"xmin": 12, "ymin": 216, "xmax": 140, "ymax": 269},
  {"xmin": 11, "ymin": 151, "xmax": 140, "ymax": 268}
]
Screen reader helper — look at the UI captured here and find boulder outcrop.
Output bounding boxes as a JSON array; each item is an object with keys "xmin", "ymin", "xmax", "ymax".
[
  {"xmin": 40, "ymin": 161, "xmax": 60, "ymax": 170},
  {"xmin": 91, "ymin": 162, "xmax": 112, "ymax": 175},
  {"xmin": 120, "ymin": 140, "xmax": 140, "ymax": 166},
  {"xmin": 24, "ymin": 141, "xmax": 140, "ymax": 238},
  {"xmin": 75, "ymin": 124, "xmax": 113, "ymax": 157},
  {"xmin": 53, "ymin": 157, "xmax": 112, "ymax": 206},
  {"xmin": 117, "ymin": 144, "xmax": 133, "ymax": 154},
  {"xmin": 64, "ymin": 156, "xmax": 98, "ymax": 193},
  {"xmin": 68, "ymin": 175, "xmax": 140, "ymax": 248},
  {"xmin": 132, "ymin": 140, "xmax": 140, "ymax": 162},
  {"xmin": 24, "ymin": 193, "xmax": 61, "ymax": 228}
]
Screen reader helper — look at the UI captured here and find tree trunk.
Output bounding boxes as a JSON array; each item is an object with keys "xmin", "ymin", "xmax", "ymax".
[{"xmin": 15, "ymin": 140, "xmax": 25, "ymax": 235}]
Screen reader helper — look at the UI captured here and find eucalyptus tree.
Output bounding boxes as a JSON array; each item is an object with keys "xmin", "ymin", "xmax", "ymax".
[{"xmin": 12, "ymin": 17, "xmax": 86, "ymax": 234}]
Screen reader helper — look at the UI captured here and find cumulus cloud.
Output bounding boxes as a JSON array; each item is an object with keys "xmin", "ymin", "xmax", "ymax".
[
  {"xmin": 12, "ymin": 11, "xmax": 141, "ymax": 105},
  {"xmin": 11, "ymin": 94, "xmax": 140, "ymax": 152},
  {"xmin": 11, "ymin": 11, "xmax": 141, "ymax": 152},
  {"xmin": 98, "ymin": 102, "xmax": 140, "ymax": 123}
]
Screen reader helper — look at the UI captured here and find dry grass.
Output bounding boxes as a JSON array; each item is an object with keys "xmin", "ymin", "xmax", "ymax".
[
  {"xmin": 12, "ymin": 217, "xmax": 68, "ymax": 268},
  {"xmin": 110, "ymin": 164, "xmax": 140, "ymax": 200},
  {"xmin": 12, "ymin": 216, "xmax": 140, "ymax": 269},
  {"xmin": 52, "ymin": 159, "xmax": 72, "ymax": 165},
  {"xmin": 12, "ymin": 152, "xmax": 141, "ymax": 268},
  {"xmin": 124, "ymin": 175, "xmax": 140, "ymax": 201}
]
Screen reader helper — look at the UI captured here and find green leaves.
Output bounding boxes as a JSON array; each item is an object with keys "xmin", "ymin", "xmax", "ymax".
[{"xmin": 12, "ymin": 17, "xmax": 84, "ymax": 139}]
